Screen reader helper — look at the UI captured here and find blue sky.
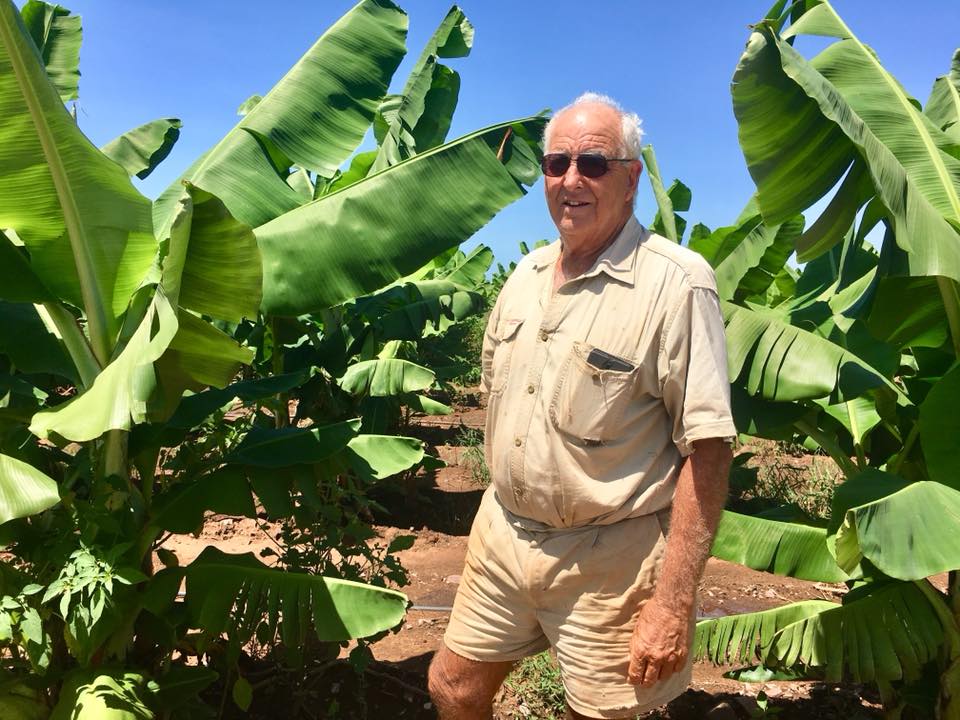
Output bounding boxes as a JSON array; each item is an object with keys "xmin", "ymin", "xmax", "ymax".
[{"xmin": 58, "ymin": 1, "xmax": 959, "ymax": 266}]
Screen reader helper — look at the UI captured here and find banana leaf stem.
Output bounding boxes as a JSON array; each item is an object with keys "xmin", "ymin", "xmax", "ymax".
[
  {"xmin": 102, "ymin": 429, "xmax": 128, "ymax": 481},
  {"xmin": 795, "ymin": 418, "xmax": 858, "ymax": 478},
  {"xmin": 39, "ymin": 302, "xmax": 101, "ymax": 389},
  {"xmin": 270, "ymin": 317, "xmax": 289, "ymax": 428},
  {"xmin": 888, "ymin": 422, "xmax": 920, "ymax": 477}
]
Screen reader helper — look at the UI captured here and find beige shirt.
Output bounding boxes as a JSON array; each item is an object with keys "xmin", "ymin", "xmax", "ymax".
[{"xmin": 481, "ymin": 216, "xmax": 736, "ymax": 529}]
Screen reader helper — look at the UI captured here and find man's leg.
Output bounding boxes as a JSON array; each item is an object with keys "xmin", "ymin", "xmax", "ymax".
[{"xmin": 428, "ymin": 645, "xmax": 514, "ymax": 720}]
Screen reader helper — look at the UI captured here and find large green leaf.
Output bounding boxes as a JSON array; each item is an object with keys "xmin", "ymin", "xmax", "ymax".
[
  {"xmin": 925, "ymin": 49, "xmax": 960, "ymax": 143},
  {"xmin": 101, "ymin": 118, "xmax": 181, "ymax": 180},
  {"xmin": 340, "ymin": 358, "xmax": 435, "ymax": 397},
  {"xmin": 161, "ymin": 186, "xmax": 261, "ymax": 324},
  {"xmin": 19, "ymin": 0, "xmax": 80, "ymax": 103},
  {"xmin": 184, "ymin": 547, "xmax": 407, "ymax": 644},
  {"xmin": 919, "ymin": 364, "xmax": 960, "ymax": 489},
  {"xmin": 51, "ymin": 670, "xmax": 153, "ymax": 720},
  {"xmin": 258, "ymin": 117, "xmax": 544, "ymax": 315},
  {"xmin": 436, "ymin": 244, "xmax": 493, "ymax": 288},
  {"xmin": 160, "ymin": 311, "xmax": 253, "ymax": 389},
  {"xmin": 346, "ymin": 434, "xmax": 424, "ymax": 480},
  {"xmin": 868, "ymin": 276, "xmax": 949, "ymax": 349},
  {"xmin": 697, "ymin": 582, "xmax": 944, "ymax": 684},
  {"xmin": 0, "ymin": 452, "xmax": 59, "ymax": 524},
  {"xmin": 228, "ymin": 419, "xmax": 360, "ymax": 468},
  {"xmin": 153, "ymin": 0, "xmax": 407, "ymax": 235},
  {"xmin": 0, "ymin": 0, "xmax": 156, "ymax": 360},
  {"xmin": 723, "ymin": 301, "xmax": 898, "ymax": 403},
  {"xmin": 736, "ymin": 5, "xmax": 960, "ymax": 285},
  {"xmin": 371, "ymin": 4, "xmax": 473, "ymax": 172},
  {"xmin": 835, "ymin": 481, "xmax": 960, "ymax": 579},
  {"xmin": 713, "ymin": 215, "xmax": 803, "ymax": 301},
  {"xmin": 711, "ymin": 510, "xmax": 847, "ymax": 582},
  {"xmin": 29, "ymin": 289, "xmax": 178, "ymax": 442},
  {"xmin": 694, "ymin": 599, "xmax": 836, "ymax": 667}
]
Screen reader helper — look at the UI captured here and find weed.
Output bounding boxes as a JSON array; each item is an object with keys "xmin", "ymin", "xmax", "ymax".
[
  {"xmin": 456, "ymin": 425, "xmax": 490, "ymax": 487},
  {"xmin": 505, "ymin": 652, "xmax": 567, "ymax": 720}
]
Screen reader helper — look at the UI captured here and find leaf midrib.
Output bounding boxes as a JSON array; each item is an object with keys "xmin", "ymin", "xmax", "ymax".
[
  {"xmin": 0, "ymin": 7, "xmax": 110, "ymax": 365},
  {"xmin": 829, "ymin": 5, "xmax": 960, "ymax": 222}
]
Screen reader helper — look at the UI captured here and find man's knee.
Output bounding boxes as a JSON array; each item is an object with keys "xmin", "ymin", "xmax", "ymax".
[{"xmin": 428, "ymin": 646, "xmax": 511, "ymax": 713}]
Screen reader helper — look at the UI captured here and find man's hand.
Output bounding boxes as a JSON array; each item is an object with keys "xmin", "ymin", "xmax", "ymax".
[
  {"xmin": 625, "ymin": 437, "xmax": 732, "ymax": 688},
  {"xmin": 627, "ymin": 596, "xmax": 690, "ymax": 687}
]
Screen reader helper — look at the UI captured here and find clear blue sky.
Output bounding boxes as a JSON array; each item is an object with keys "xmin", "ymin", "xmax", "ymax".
[{"xmin": 55, "ymin": 1, "xmax": 959, "ymax": 266}]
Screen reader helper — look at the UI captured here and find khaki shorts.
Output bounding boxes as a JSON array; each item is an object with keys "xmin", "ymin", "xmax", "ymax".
[{"xmin": 444, "ymin": 487, "xmax": 694, "ymax": 718}]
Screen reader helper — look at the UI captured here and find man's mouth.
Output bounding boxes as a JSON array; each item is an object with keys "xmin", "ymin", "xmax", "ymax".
[{"xmin": 562, "ymin": 200, "xmax": 589, "ymax": 207}]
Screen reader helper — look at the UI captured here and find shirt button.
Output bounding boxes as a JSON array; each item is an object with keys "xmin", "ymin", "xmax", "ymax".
[
  {"xmin": 539, "ymin": 330, "xmax": 549, "ymax": 342},
  {"xmin": 527, "ymin": 384, "xmax": 535, "ymax": 394},
  {"xmin": 514, "ymin": 438, "xmax": 522, "ymax": 447}
]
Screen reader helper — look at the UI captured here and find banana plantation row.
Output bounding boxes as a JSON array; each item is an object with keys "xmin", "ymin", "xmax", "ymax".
[{"xmin": 0, "ymin": 0, "xmax": 958, "ymax": 717}]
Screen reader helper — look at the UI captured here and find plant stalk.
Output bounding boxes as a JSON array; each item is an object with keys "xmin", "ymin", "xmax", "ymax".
[
  {"xmin": 38, "ymin": 302, "xmax": 101, "ymax": 389},
  {"xmin": 795, "ymin": 418, "xmax": 859, "ymax": 478},
  {"xmin": 271, "ymin": 317, "xmax": 289, "ymax": 428},
  {"xmin": 888, "ymin": 422, "xmax": 921, "ymax": 477}
]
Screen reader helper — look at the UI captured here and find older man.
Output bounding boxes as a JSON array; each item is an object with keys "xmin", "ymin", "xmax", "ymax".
[{"xmin": 428, "ymin": 93, "xmax": 736, "ymax": 720}]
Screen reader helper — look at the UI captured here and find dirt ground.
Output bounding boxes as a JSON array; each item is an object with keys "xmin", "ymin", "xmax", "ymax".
[{"xmin": 162, "ymin": 399, "xmax": 885, "ymax": 719}]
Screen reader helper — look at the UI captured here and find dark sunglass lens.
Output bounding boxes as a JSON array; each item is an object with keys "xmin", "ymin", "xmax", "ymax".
[
  {"xmin": 576, "ymin": 154, "xmax": 609, "ymax": 178},
  {"xmin": 542, "ymin": 154, "xmax": 571, "ymax": 177}
]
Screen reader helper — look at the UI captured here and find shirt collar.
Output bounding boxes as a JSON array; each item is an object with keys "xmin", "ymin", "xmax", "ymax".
[{"xmin": 531, "ymin": 215, "xmax": 645, "ymax": 287}]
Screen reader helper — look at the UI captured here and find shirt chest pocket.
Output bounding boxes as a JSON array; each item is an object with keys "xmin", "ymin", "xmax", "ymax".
[
  {"xmin": 490, "ymin": 319, "xmax": 524, "ymax": 395},
  {"xmin": 549, "ymin": 341, "xmax": 638, "ymax": 444}
]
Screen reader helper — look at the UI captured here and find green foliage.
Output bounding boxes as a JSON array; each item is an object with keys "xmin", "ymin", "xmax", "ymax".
[
  {"xmin": 675, "ymin": 1, "xmax": 960, "ymax": 715},
  {"xmin": 0, "ymin": 0, "xmax": 543, "ymax": 715},
  {"xmin": 504, "ymin": 651, "xmax": 567, "ymax": 720}
]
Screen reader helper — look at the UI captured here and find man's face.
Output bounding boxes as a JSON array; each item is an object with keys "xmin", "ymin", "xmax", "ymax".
[{"xmin": 544, "ymin": 104, "xmax": 641, "ymax": 253}]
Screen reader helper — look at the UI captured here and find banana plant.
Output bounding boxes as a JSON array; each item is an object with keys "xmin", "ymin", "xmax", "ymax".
[
  {"xmin": 0, "ymin": 0, "xmax": 543, "ymax": 716},
  {"xmin": 662, "ymin": 2, "xmax": 960, "ymax": 716}
]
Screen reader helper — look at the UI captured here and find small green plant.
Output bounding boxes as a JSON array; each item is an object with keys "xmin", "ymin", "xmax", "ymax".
[
  {"xmin": 505, "ymin": 651, "xmax": 566, "ymax": 720},
  {"xmin": 456, "ymin": 425, "xmax": 489, "ymax": 487}
]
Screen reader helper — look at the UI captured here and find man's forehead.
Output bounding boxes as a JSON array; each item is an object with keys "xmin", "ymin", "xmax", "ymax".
[{"xmin": 548, "ymin": 105, "xmax": 622, "ymax": 150}]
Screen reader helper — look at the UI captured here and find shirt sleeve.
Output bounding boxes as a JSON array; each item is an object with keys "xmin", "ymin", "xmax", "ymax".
[
  {"xmin": 479, "ymin": 291, "xmax": 504, "ymax": 394},
  {"xmin": 658, "ymin": 284, "xmax": 737, "ymax": 456}
]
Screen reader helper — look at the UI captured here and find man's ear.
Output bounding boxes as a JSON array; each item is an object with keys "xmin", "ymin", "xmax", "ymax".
[{"xmin": 626, "ymin": 159, "xmax": 643, "ymax": 203}]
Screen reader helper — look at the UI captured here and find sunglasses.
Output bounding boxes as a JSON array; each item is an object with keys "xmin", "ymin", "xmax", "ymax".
[{"xmin": 540, "ymin": 153, "xmax": 633, "ymax": 179}]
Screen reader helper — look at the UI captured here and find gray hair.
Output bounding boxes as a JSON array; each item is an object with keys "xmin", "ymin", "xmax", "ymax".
[{"xmin": 542, "ymin": 92, "xmax": 644, "ymax": 159}]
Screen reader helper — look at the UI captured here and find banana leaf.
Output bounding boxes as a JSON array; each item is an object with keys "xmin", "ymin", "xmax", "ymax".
[
  {"xmin": 257, "ymin": 117, "xmax": 544, "ymax": 315},
  {"xmin": 835, "ymin": 481, "xmax": 960, "ymax": 579},
  {"xmin": 340, "ymin": 358, "xmax": 435, "ymax": 397},
  {"xmin": 19, "ymin": 0, "xmax": 80, "ymax": 103},
  {"xmin": 0, "ymin": 0, "xmax": 156, "ymax": 359},
  {"xmin": 925, "ymin": 49, "xmax": 960, "ymax": 144},
  {"xmin": 101, "ymin": 118, "xmax": 181, "ymax": 180},
  {"xmin": 153, "ymin": 0, "xmax": 408, "ymax": 236},
  {"xmin": 711, "ymin": 510, "xmax": 847, "ymax": 582},
  {"xmin": 919, "ymin": 364, "xmax": 960, "ymax": 489},
  {"xmin": 184, "ymin": 547, "xmax": 408, "ymax": 644},
  {"xmin": 0, "ymin": 453, "xmax": 59, "ymax": 524}
]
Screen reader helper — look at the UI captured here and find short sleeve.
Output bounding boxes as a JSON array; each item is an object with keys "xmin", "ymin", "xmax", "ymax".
[
  {"xmin": 479, "ymin": 291, "xmax": 504, "ymax": 394},
  {"xmin": 658, "ymin": 285, "xmax": 737, "ymax": 456}
]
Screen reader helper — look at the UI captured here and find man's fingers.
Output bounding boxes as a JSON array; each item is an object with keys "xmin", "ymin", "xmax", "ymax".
[
  {"xmin": 640, "ymin": 658, "xmax": 661, "ymax": 687},
  {"xmin": 628, "ymin": 658, "xmax": 647, "ymax": 685}
]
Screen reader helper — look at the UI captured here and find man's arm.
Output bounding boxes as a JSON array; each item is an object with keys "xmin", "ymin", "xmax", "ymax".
[{"xmin": 627, "ymin": 436, "xmax": 732, "ymax": 687}]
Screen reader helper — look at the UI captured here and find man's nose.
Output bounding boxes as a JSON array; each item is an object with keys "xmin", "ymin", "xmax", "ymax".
[{"xmin": 561, "ymin": 159, "xmax": 583, "ymax": 189}]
